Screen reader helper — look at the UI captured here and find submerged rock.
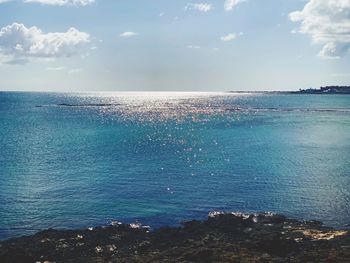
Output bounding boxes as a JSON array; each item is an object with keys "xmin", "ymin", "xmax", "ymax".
[{"xmin": 0, "ymin": 213, "xmax": 349, "ymax": 262}]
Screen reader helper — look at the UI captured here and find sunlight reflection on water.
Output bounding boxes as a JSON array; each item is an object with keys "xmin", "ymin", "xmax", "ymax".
[{"xmin": 0, "ymin": 92, "xmax": 350, "ymax": 239}]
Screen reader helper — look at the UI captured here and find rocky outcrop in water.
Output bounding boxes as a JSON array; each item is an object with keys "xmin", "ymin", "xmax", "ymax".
[{"xmin": 0, "ymin": 212, "xmax": 349, "ymax": 263}]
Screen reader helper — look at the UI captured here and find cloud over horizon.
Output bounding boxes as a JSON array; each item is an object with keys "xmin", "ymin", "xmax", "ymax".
[
  {"xmin": 185, "ymin": 3, "xmax": 213, "ymax": 13},
  {"xmin": 224, "ymin": 0, "xmax": 246, "ymax": 11},
  {"xmin": 0, "ymin": 0, "xmax": 94, "ymax": 6},
  {"xmin": 289, "ymin": 0, "xmax": 350, "ymax": 58},
  {"xmin": 220, "ymin": 33, "xmax": 236, "ymax": 41},
  {"xmin": 25, "ymin": 0, "xmax": 94, "ymax": 6},
  {"xmin": 0, "ymin": 23, "xmax": 90, "ymax": 64},
  {"xmin": 119, "ymin": 32, "xmax": 138, "ymax": 38}
]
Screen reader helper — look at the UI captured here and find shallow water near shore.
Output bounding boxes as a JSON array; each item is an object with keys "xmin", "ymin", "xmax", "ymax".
[{"xmin": 0, "ymin": 92, "xmax": 350, "ymax": 240}]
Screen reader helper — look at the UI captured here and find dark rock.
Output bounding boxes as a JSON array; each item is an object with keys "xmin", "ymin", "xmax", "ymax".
[{"xmin": 0, "ymin": 213, "xmax": 349, "ymax": 263}]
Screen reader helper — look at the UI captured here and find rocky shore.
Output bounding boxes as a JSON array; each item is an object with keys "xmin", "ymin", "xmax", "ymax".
[{"xmin": 0, "ymin": 212, "xmax": 349, "ymax": 263}]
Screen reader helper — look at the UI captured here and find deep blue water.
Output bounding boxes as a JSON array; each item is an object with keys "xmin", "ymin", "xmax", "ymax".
[{"xmin": 0, "ymin": 92, "xmax": 350, "ymax": 240}]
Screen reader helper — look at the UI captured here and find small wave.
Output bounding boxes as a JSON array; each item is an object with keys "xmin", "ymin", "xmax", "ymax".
[
  {"xmin": 57, "ymin": 103, "xmax": 121, "ymax": 107},
  {"xmin": 36, "ymin": 103, "xmax": 121, "ymax": 108}
]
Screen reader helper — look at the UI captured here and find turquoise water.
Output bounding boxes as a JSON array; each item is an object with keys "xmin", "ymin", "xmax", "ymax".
[{"xmin": 0, "ymin": 92, "xmax": 350, "ymax": 239}]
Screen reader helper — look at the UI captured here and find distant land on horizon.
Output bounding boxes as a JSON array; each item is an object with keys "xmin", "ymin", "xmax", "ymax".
[
  {"xmin": 1, "ymin": 86, "xmax": 350, "ymax": 94},
  {"xmin": 230, "ymin": 86, "xmax": 350, "ymax": 94},
  {"xmin": 292, "ymin": 86, "xmax": 350, "ymax": 94}
]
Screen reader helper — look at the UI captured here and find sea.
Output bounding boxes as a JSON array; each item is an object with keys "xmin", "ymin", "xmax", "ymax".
[{"xmin": 0, "ymin": 92, "xmax": 349, "ymax": 240}]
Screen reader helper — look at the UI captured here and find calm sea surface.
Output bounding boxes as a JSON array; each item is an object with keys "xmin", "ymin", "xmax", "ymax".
[{"xmin": 0, "ymin": 92, "xmax": 349, "ymax": 239}]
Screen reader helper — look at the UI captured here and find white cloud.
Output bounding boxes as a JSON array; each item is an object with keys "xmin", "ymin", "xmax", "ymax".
[
  {"xmin": 224, "ymin": 0, "xmax": 246, "ymax": 11},
  {"xmin": 47, "ymin": 66, "xmax": 84, "ymax": 74},
  {"xmin": 24, "ymin": 0, "xmax": 94, "ymax": 6},
  {"xmin": 120, "ymin": 32, "xmax": 138, "ymax": 38},
  {"xmin": 0, "ymin": 23, "xmax": 90, "ymax": 64},
  {"xmin": 220, "ymin": 33, "xmax": 236, "ymax": 41},
  {"xmin": 187, "ymin": 45, "xmax": 201, "ymax": 49},
  {"xmin": 289, "ymin": 0, "xmax": 350, "ymax": 58},
  {"xmin": 185, "ymin": 3, "xmax": 213, "ymax": 12},
  {"xmin": 0, "ymin": 0, "xmax": 11, "ymax": 3},
  {"xmin": 47, "ymin": 66, "xmax": 65, "ymax": 71}
]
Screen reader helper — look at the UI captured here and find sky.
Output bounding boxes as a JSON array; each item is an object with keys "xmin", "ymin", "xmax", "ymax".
[{"xmin": 0, "ymin": 0, "xmax": 349, "ymax": 92}]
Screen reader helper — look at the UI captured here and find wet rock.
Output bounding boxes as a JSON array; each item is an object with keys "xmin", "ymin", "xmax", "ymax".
[{"xmin": 0, "ymin": 213, "xmax": 349, "ymax": 262}]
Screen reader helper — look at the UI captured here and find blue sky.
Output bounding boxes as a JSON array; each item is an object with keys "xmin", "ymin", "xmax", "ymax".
[{"xmin": 0, "ymin": 0, "xmax": 349, "ymax": 91}]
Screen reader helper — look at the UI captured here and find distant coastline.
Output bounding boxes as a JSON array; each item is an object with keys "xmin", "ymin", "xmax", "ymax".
[
  {"xmin": 1, "ymin": 86, "xmax": 350, "ymax": 94},
  {"xmin": 228, "ymin": 86, "xmax": 350, "ymax": 94},
  {"xmin": 291, "ymin": 86, "xmax": 350, "ymax": 94}
]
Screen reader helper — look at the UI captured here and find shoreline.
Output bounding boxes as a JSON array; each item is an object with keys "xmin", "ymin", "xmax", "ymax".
[{"xmin": 1, "ymin": 212, "xmax": 349, "ymax": 262}]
